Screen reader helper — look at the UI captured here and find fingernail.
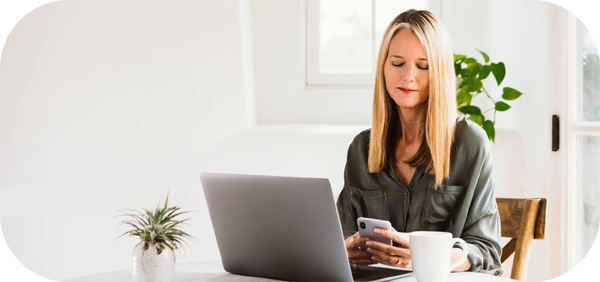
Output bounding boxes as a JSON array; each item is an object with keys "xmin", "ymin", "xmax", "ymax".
[
  {"xmin": 366, "ymin": 241, "xmax": 372, "ymax": 246},
  {"xmin": 367, "ymin": 248, "xmax": 372, "ymax": 253},
  {"xmin": 372, "ymin": 256, "xmax": 377, "ymax": 260},
  {"xmin": 395, "ymin": 237, "xmax": 399, "ymax": 241},
  {"xmin": 374, "ymin": 229, "xmax": 380, "ymax": 234}
]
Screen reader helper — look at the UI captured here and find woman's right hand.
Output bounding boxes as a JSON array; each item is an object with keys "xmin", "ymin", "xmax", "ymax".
[{"xmin": 345, "ymin": 232, "xmax": 375, "ymax": 266}]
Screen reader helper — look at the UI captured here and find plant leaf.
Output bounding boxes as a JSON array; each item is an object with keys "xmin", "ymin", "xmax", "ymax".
[
  {"xmin": 501, "ymin": 87, "xmax": 523, "ymax": 100},
  {"xmin": 454, "ymin": 63, "xmax": 462, "ymax": 76},
  {"xmin": 491, "ymin": 62, "xmax": 506, "ymax": 86},
  {"xmin": 479, "ymin": 65, "xmax": 491, "ymax": 79},
  {"xmin": 464, "ymin": 58, "xmax": 477, "ymax": 65},
  {"xmin": 468, "ymin": 114, "xmax": 484, "ymax": 126},
  {"xmin": 460, "ymin": 69, "xmax": 468, "ymax": 79},
  {"xmin": 467, "ymin": 63, "xmax": 480, "ymax": 79},
  {"xmin": 164, "ymin": 191, "xmax": 170, "ymax": 210},
  {"xmin": 466, "ymin": 63, "xmax": 474, "ymax": 78},
  {"xmin": 468, "ymin": 78, "xmax": 483, "ymax": 92},
  {"xmin": 495, "ymin": 101, "xmax": 511, "ymax": 111},
  {"xmin": 459, "ymin": 77, "xmax": 470, "ymax": 89},
  {"xmin": 456, "ymin": 87, "xmax": 471, "ymax": 106},
  {"xmin": 454, "ymin": 54, "xmax": 467, "ymax": 63},
  {"xmin": 482, "ymin": 120, "xmax": 495, "ymax": 142},
  {"xmin": 477, "ymin": 49, "xmax": 490, "ymax": 63},
  {"xmin": 116, "ymin": 193, "xmax": 195, "ymax": 251},
  {"xmin": 458, "ymin": 105, "xmax": 482, "ymax": 115}
]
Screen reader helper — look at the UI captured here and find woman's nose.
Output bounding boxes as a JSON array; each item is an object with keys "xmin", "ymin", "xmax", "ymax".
[{"xmin": 402, "ymin": 66, "xmax": 416, "ymax": 82}]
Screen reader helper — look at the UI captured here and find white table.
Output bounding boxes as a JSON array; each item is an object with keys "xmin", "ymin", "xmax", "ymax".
[{"xmin": 62, "ymin": 261, "xmax": 516, "ymax": 282}]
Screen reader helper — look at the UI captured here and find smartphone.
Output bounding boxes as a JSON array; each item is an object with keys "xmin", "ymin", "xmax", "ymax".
[{"xmin": 357, "ymin": 217, "xmax": 392, "ymax": 250}]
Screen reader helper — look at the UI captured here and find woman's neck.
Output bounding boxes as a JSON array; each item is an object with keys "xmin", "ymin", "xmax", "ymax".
[{"xmin": 397, "ymin": 104, "xmax": 427, "ymax": 145}]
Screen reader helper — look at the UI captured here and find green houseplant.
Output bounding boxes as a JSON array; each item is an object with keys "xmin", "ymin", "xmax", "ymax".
[
  {"xmin": 454, "ymin": 50, "xmax": 523, "ymax": 142},
  {"xmin": 117, "ymin": 194, "xmax": 193, "ymax": 282}
]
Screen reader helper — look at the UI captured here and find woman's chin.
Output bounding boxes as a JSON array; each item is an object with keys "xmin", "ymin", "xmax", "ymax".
[{"xmin": 395, "ymin": 102, "xmax": 428, "ymax": 112}]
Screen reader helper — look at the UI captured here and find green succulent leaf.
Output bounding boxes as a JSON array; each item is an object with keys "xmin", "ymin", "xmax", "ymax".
[
  {"xmin": 477, "ymin": 49, "xmax": 490, "ymax": 63},
  {"xmin": 502, "ymin": 87, "xmax": 523, "ymax": 100},
  {"xmin": 116, "ymin": 193, "xmax": 195, "ymax": 252},
  {"xmin": 495, "ymin": 101, "xmax": 511, "ymax": 111},
  {"xmin": 458, "ymin": 105, "xmax": 482, "ymax": 115},
  {"xmin": 454, "ymin": 54, "xmax": 467, "ymax": 63},
  {"xmin": 482, "ymin": 120, "xmax": 495, "ymax": 142},
  {"xmin": 468, "ymin": 114, "xmax": 484, "ymax": 126},
  {"xmin": 468, "ymin": 78, "xmax": 483, "ymax": 92},
  {"xmin": 491, "ymin": 62, "xmax": 506, "ymax": 86},
  {"xmin": 479, "ymin": 65, "xmax": 491, "ymax": 79}
]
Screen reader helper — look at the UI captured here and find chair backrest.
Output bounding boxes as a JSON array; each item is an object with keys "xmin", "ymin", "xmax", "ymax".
[{"xmin": 496, "ymin": 198, "xmax": 547, "ymax": 281}]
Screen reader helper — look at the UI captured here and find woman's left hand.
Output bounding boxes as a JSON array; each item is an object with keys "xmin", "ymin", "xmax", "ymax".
[{"xmin": 365, "ymin": 228, "xmax": 412, "ymax": 268}]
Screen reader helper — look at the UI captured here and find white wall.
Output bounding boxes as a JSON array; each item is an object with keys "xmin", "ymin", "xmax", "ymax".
[
  {"xmin": 0, "ymin": 1, "xmax": 248, "ymax": 280},
  {"xmin": 251, "ymin": 0, "xmax": 373, "ymax": 124}
]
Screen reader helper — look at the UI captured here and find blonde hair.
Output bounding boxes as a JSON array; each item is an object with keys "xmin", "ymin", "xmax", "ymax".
[{"xmin": 368, "ymin": 9, "xmax": 456, "ymax": 187}]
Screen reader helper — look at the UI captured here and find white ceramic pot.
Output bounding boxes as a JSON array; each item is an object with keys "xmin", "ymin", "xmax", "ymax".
[{"xmin": 132, "ymin": 242, "xmax": 175, "ymax": 282}]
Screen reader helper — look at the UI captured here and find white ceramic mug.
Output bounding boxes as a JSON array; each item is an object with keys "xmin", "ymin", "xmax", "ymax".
[{"xmin": 410, "ymin": 231, "xmax": 469, "ymax": 282}]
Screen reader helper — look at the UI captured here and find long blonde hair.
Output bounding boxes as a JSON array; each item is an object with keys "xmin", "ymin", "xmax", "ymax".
[{"xmin": 368, "ymin": 9, "xmax": 456, "ymax": 187}]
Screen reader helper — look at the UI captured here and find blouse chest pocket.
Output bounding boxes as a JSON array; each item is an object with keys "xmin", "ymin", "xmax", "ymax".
[
  {"xmin": 349, "ymin": 187, "xmax": 390, "ymax": 221},
  {"xmin": 420, "ymin": 183, "xmax": 466, "ymax": 232}
]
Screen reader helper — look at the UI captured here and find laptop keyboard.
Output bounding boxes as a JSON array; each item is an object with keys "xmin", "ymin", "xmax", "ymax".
[
  {"xmin": 351, "ymin": 272, "xmax": 373, "ymax": 280},
  {"xmin": 350, "ymin": 264, "xmax": 411, "ymax": 281}
]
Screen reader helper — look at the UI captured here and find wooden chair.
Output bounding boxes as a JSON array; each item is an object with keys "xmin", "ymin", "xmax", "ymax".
[{"xmin": 496, "ymin": 198, "xmax": 547, "ymax": 281}]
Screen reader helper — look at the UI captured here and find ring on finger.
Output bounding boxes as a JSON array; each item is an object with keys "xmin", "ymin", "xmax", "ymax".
[{"xmin": 396, "ymin": 255, "xmax": 403, "ymax": 265}]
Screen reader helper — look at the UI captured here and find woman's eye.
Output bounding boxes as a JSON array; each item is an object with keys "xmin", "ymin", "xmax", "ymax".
[{"xmin": 391, "ymin": 62, "xmax": 428, "ymax": 70}]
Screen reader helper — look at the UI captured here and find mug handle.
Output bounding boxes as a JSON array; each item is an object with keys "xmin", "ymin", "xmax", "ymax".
[{"xmin": 449, "ymin": 238, "xmax": 469, "ymax": 271}]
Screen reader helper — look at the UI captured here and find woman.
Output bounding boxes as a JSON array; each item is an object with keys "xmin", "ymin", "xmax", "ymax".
[{"xmin": 336, "ymin": 9, "xmax": 503, "ymax": 275}]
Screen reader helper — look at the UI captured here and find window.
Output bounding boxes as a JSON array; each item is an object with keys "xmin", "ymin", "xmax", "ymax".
[
  {"xmin": 567, "ymin": 0, "xmax": 600, "ymax": 281},
  {"xmin": 306, "ymin": 0, "xmax": 439, "ymax": 86},
  {"xmin": 577, "ymin": 19, "xmax": 600, "ymax": 261}
]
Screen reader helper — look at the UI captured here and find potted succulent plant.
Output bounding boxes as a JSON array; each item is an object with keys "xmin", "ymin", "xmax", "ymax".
[
  {"xmin": 117, "ymin": 194, "xmax": 193, "ymax": 282},
  {"xmin": 454, "ymin": 49, "xmax": 523, "ymax": 142}
]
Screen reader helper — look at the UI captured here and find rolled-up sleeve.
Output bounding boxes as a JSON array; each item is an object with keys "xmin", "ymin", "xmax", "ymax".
[
  {"xmin": 461, "ymin": 209, "xmax": 503, "ymax": 275},
  {"xmin": 457, "ymin": 139, "xmax": 503, "ymax": 276}
]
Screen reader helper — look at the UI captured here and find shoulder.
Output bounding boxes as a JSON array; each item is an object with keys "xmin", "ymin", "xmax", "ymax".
[
  {"xmin": 454, "ymin": 116, "xmax": 491, "ymax": 153},
  {"xmin": 350, "ymin": 128, "xmax": 371, "ymax": 148},
  {"xmin": 346, "ymin": 128, "xmax": 371, "ymax": 163}
]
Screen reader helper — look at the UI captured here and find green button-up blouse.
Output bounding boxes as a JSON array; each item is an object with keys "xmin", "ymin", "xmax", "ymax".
[{"xmin": 336, "ymin": 116, "xmax": 503, "ymax": 276}]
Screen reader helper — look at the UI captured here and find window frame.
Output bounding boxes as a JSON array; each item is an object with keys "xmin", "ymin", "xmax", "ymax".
[{"xmin": 305, "ymin": 0, "xmax": 441, "ymax": 87}]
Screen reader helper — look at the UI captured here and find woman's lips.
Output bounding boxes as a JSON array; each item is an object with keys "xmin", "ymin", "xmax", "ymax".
[{"xmin": 399, "ymin": 87, "xmax": 416, "ymax": 94}]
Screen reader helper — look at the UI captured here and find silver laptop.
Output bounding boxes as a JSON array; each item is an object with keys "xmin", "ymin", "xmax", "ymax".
[{"xmin": 200, "ymin": 172, "xmax": 412, "ymax": 281}]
